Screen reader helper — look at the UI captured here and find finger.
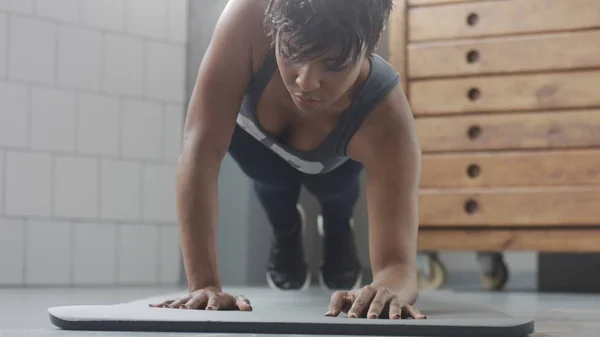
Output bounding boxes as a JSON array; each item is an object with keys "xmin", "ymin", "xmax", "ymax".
[
  {"xmin": 149, "ymin": 300, "xmax": 173, "ymax": 308},
  {"xmin": 184, "ymin": 292, "xmax": 210, "ymax": 310},
  {"xmin": 389, "ymin": 297, "xmax": 403, "ymax": 320},
  {"xmin": 403, "ymin": 305, "xmax": 427, "ymax": 320},
  {"xmin": 325, "ymin": 291, "xmax": 346, "ymax": 317},
  {"xmin": 169, "ymin": 295, "xmax": 192, "ymax": 309},
  {"xmin": 367, "ymin": 288, "xmax": 393, "ymax": 319},
  {"xmin": 348, "ymin": 286, "xmax": 376, "ymax": 318},
  {"xmin": 206, "ymin": 294, "xmax": 222, "ymax": 310},
  {"xmin": 234, "ymin": 295, "xmax": 253, "ymax": 311}
]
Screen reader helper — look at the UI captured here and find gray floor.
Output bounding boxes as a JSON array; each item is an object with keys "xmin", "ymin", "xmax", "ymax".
[{"xmin": 1, "ymin": 284, "xmax": 600, "ymax": 337}]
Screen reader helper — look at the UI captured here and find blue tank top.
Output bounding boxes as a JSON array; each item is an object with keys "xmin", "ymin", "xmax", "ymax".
[{"xmin": 236, "ymin": 48, "xmax": 401, "ymax": 174}]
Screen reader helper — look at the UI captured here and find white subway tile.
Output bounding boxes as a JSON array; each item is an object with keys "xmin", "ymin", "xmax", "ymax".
[
  {"xmin": 26, "ymin": 220, "xmax": 72, "ymax": 285},
  {"xmin": 121, "ymin": 99, "xmax": 163, "ymax": 159},
  {"xmin": 118, "ymin": 223, "xmax": 159, "ymax": 284},
  {"xmin": 0, "ymin": 0, "xmax": 33, "ymax": 14},
  {"xmin": 35, "ymin": 0, "xmax": 80, "ymax": 23},
  {"xmin": 143, "ymin": 164, "xmax": 176, "ymax": 222},
  {"xmin": 0, "ymin": 14, "xmax": 7, "ymax": 78},
  {"xmin": 82, "ymin": 0, "xmax": 124, "ymax": 31},
  {"xmin": 100, "ymin": 159, "xmax": 141, "ymax": 221},
  {"xmin": 77, "ymin": 93, "xmax": 119, "ymax": 156},
  {"xmin": 125, "ymin": 0, "xmax": 167, "ymax": 39},
  {"xmin": 58, "ymin": 25, "xmax": 102, "ymax": 90},
  {"xmin": 8, "ymin": 16, "xmax": 55, "ymax": 83},
  {"xmin": 5, "ymin": 152, "xmax": 52, "ymax": 216},
  {"xmin": 73, "ymin": 222, "xmax": 117, "ymax": 285},
  {"xmin": 0, "ymin": 218, "xmax": 25, "ymax": 285},
  {"xmin": 159, "ymin": 225, "xmax": 180, "ymax": 284},
  {"xmin": 0, "ymin": 81, "xmax": 28, "ymax": 147},
  {"xmin": 54, "ymin": 156, "xmax": 98, "ymax": 218},
  {"xmin": 103, "ymin": 33, "xmax": 143, "ymax": 96},
  {"xmin": 31, "ymin": 87, "xmax": 76, "ymax": 152},
  {"xmin": 145, "ymin": 42, "xmax": 185, "ymax": 102},
  {"xmin": 167, "ymin": 0, "xmax": 188, "ymax": 44},
  {"xmin": 164, "ymin": 104, "xmax": 184, "ymax": 162}
]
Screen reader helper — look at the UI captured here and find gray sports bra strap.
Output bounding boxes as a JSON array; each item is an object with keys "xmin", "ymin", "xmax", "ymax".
[{"xmin": 335, "ymin": 55, "xmax": 401, "ymax": 156}]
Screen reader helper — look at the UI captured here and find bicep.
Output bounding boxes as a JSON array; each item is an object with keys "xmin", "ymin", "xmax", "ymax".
[{"xmin": 184, "ymin": 0, "xmax": 261, "ymax": 158}]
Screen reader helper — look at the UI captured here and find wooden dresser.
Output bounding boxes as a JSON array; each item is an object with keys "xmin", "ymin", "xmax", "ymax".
[{"xmin": 388, "ymin": 0, "xmax": 600, "ymax": 289}]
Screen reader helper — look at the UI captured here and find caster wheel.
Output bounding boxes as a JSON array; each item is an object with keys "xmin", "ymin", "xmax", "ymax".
[
  {"xmin": 481, "ymin": 259, "xmax": 509, "ymax": 291},
  {"xmin": 418, "ymin": 257, "xmax": 447, "ymax": 290}
]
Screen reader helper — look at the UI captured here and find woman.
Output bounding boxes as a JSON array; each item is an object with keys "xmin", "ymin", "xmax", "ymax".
[{"xmin": 152, "ymin": 0, "xmax": 424, "ymax": 320}]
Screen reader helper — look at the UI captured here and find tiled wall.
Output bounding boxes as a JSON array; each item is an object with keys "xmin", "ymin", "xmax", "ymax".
[{"xmin": 0, "ymin": 0, "xmax": 188, "ymax": 287}]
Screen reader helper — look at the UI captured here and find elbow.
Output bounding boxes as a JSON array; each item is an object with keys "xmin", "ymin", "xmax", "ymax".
[{"xmin": 179, "ymin": 128, "xmax": 229, "ymax": 173}]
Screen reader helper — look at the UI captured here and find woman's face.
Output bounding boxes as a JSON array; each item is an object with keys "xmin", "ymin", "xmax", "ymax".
[{"xmin": 275, "ymin": 32, "xmax": 367, "ymax": 118}]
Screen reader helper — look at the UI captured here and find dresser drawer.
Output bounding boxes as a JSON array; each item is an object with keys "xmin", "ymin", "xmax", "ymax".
[
  {"xmin": 408, "ymin": 30, "xmax": 600, "ymax": 79},
  {"xmin": 418, "ymin": 229, "xmax": 600, "ymax": 252},
  {"xmin": 419, "ymin": 187, "xmax": 600, "ymax": 226},
  {"xmin": 408, "ymin": 0, "xmax": 600, "ymax": 42},
  {"xmin": 416, "ymin": 110, "xmax": 600, "ymax": 152},
  {"xmin": 409, "ymin": 70, "xmax": 600, "ymax": 115},
  {"xmin": 420, "ymin": 150, "xmax": 600, "ymax": 188}
]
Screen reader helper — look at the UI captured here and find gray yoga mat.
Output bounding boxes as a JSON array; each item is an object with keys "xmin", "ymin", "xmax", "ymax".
[{"xmin": 48, "ymin": 288, "xmax": 534, "ymax": 336}]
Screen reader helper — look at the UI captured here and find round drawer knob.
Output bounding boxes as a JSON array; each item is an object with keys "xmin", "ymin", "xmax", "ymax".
[
  {"xmin": 467, "ymin": 163, "xmax": 481, "ymax": 178},
  {"xmin": 468, "ymin": 87, "xmax": 480, "ymax": 101},
  {"xmin": 466, "ymin": 13, "xmax": 479, "ymax": 26},
  {"xmin": 467, "ymin": 125, "xmax": 482, "ymax": 139},
  {"xmin": 464, "ymin": 199, "xmax": 479, "ymax": 215},
  {"xmin": 466, "ymin": 50, "xmax": 480, "ymax": 64}
]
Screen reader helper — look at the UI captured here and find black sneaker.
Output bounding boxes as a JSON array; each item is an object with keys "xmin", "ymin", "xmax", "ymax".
[
  {"xmin": 266, "ymin": 205, "xmax": 311, "ymax": 291},
  {"xmin": 317, "ymin": 215, "xmax": 363, "ymax": 290}
]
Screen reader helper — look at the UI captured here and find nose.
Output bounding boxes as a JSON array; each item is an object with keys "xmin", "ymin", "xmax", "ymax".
[{"xmin": 295, "ymin": 64, "xmax": 321, "ymax": 92}]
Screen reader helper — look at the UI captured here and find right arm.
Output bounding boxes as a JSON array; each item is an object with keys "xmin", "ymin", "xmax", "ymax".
[{"xmin": 176, "ymin": 0, "xmax": 263, "ymax": 294}]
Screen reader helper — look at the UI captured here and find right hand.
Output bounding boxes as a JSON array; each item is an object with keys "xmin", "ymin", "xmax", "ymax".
[{"xmin": 149, "ymin": 287, "xmax": 252, "ymax": 311}]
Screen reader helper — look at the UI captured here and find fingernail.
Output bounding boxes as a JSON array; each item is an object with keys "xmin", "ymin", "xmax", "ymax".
[
  {"xmin": 393, "ymin": 313, "xmax": 401, "ymax": 319},
  {"xmin": 368, "ymin": 313, "xmax": 378, "ymax": 319},
  {"xmin": 349, "ymin": 312, "xmax": 357, "ymax": 318},
  {"xmin": 180, "ymin": 305, "xmax": 188, "ymax": 309},
  {"xmin": 206, "ymin": 306, "xmax": 215, "ymax": 310},
  {"xmin": 325, "ymin": 310, "xmax": 333, "ymax": 316}
]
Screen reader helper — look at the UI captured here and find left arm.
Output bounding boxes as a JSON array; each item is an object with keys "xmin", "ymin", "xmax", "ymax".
[{"xmin": 327, "ymin": 85, "xmax": 424, "ymax": 320}]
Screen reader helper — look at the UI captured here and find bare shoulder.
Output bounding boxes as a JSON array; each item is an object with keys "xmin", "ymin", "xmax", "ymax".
[{"xmin": 347, "ymin": 83, "xmax": 421, "ymax": 167}]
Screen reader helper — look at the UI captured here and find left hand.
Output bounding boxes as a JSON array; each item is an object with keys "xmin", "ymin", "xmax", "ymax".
[{"xmin": 324, "ymin": 284, "xmax": 426, "ymax": 320}]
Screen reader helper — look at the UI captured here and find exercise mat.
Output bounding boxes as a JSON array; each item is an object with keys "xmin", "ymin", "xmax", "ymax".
[{"xmin": 48, "ymin": 287, "xmax": 534, "ymax": 337}]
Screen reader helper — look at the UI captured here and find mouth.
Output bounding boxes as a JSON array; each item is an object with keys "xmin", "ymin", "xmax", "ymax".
[{"xmin": 294, "ymin": 94, "xmax": 320, "ymax": 103}]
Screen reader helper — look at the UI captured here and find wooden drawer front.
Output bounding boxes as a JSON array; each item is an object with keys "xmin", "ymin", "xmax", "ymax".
[
  {"xmin": 420, "ymin": 150, "xmax": 600, "ymax": 188},
  {"xmin": 419, "ymin": 188, "xmax": 600, "ymax": 226},
  {"xmin": 408, "ymin": 31, "xmax": 600, "ymax": 79},
  {"xmin": 408, "ymin": 0, "xmax": 600, "ymax": 42},
  {"xmin": 418, "ymin": 229, "xmax": 600, "ymax": 252},
  {"xmin": 410, "ymin": 71, "xmax": 600, "ymax": 115},
  {"xmin": 416, "ymin": 110, "xmax": 600, "ymax": 152}
]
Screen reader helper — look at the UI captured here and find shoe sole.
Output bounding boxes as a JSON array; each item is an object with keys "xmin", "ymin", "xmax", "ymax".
[
  {"xmin": 317, "ymin": 215, "xmax": 362, "ymax": 291},
  {"xmin": 266, "ymin": 204, "xmax": 311, "ymax": 291}
]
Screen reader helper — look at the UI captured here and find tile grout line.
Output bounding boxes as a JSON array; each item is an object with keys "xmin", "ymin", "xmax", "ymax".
[
  {"xmin": 0, "ymin": 9, "xmax": 186, "ymax": 47},
  {"xmin": 4, "ymin": 12, "xmax": 9, "ymax": 79},
  {"xmin": 1, "ymin": 70, "xmax": 186, "ymax": 106},
  {"xmin": 1, "ymin": 150, "xmax": 6, "ymax": 215},
  {"xmin": 53, "ymin": 18, "xmax": 59, "ymax": 85},
  {"xmin": 70, "ymin": 220, "xmax": 76, "ymax": 286}
]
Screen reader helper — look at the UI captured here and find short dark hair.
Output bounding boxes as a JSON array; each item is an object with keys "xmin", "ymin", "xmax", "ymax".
[{"xmin": 264, "ymin": 0, "xmax": 392, "ymax": 70}]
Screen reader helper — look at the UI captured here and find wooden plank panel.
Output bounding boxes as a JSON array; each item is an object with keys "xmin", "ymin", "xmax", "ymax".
[
  {"xmin": 416, "ymin": 110, "xmax": 600, "ymax": 152},
  {"xmin": 409, "ymin": 71, "xmax": 600, "ymax": 115},
  {"xmin": 388, "ymin": 0, "xmax": 408, "ymax": 92},
  {"xmin": 418, "ymin": 187, "xmax": 600, "ymax": 226},
  {"xmin": 408, "ymin": 30, "xmax": 600, "ymax": 79},
  {"xmin": 408, "ymin": 0, "xmax": 600, "ymax": 42},
  {"xmin": 417, "ymin": 229, "xmax": 600, "ymax": 252},
  {"xmin": 409, "ymin": 0, "xmax": 488, "ymax": 6},
  {"xmin": 421, "ymin": 149, "xmax": 600, "ymax": 188}
]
